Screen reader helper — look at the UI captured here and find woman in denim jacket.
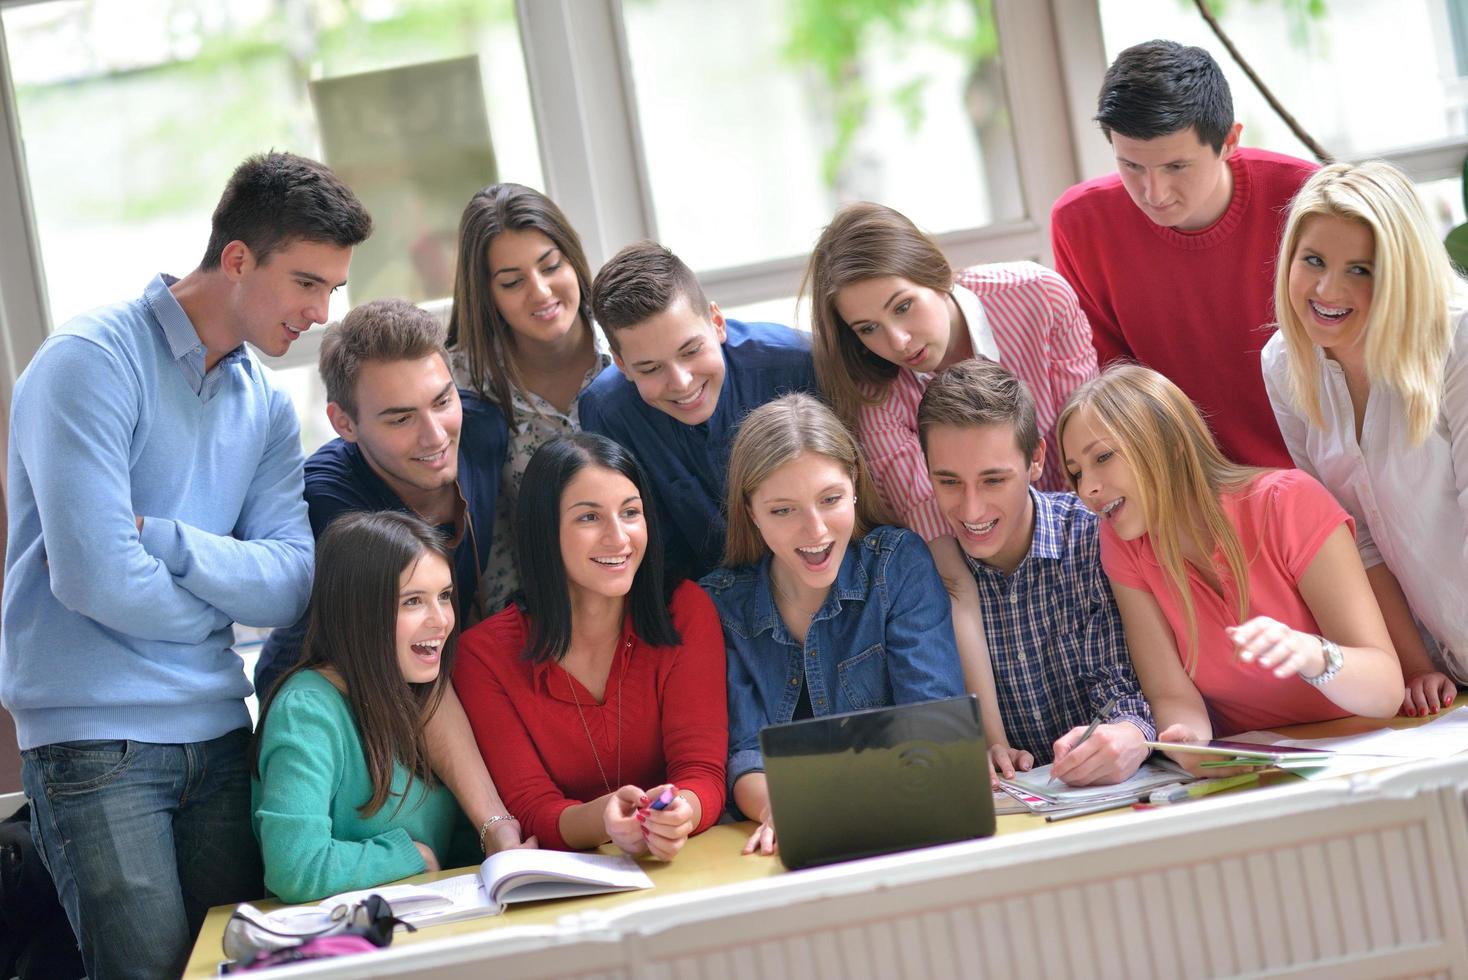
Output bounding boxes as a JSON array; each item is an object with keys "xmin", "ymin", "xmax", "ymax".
[{"xmin": 700, "ymin": 394, "xmax": 965, "ymax": 857}]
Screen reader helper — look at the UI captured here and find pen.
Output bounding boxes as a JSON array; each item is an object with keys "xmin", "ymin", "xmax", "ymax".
[
  {"xmin": 1048, "ymin": 694, "xmax": 1121, "ymax": 786},
  {"xmin": 649, "ymin": 787, "xmax": 677, "ymax": 811},
  {"xmin": 1146, "ymin": 772, "xmax": 1259, "ymax": 805}
]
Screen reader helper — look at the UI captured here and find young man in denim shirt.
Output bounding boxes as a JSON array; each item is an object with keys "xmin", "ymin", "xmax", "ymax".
[{"xmin": 919, "ymin": 360, "xmax": 1154, "ymax": 786}]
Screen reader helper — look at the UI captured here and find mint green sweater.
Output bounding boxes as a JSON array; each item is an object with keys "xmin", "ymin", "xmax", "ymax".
[{"xmin": 252, "ymin": 670, "xmax": 477, "ymax": 903}]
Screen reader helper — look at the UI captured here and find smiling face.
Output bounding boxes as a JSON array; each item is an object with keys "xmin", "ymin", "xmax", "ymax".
[
  {"xmin": 395, "ymin": 550, "xmax": 455, "ymax": 685},
  {"xmin": 487, "ymin": 228, "xmax": 582, "ymax": 348},
  {"xmin": 835, "ymin": 276, "xmax": 960, "ymax": 374},
  {"xmin": 1111, "ymin": 124, "xmax": 1240, "ymax": 232},
  {"xmin": 611, "ymin": 295, "xmax": 728, "ymax": 425},
  {"xmin": 228, "ymin": 237, "xmax": 352, "ymax": 358},
  {"xmin": 925, "ymin": 423, "xmax": 1042, "ymax": 573},
  {"xmin": 559, "ymin": 464, "xmax": 648, "ymax": 603},
  {"xmin": 1287, "ymin": 213, "xmax": 1375, "ymax": 360},
  {"xmin": 329, "ymin": 354, "xmax": 462, "ymax": 509},
  {"xmin": 1061, "ymin": 405, "xmax": 1145, "ymax": 540},
  {"xmin": 749, "ymin": 453, "xmax": 857, "ymax": 600}
]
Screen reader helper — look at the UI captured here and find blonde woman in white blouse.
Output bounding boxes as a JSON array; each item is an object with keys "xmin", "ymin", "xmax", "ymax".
[{"xmin": 1262, "ymin": 160, "xmax": 1468, "ymax": 716}]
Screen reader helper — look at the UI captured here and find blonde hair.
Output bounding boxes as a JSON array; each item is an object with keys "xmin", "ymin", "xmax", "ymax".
[
  {"xmin": 1274, "ymin": 160, "xmax": 1460, "ymax": 445},
  {"xmin": 723, "ymin": 394, "xmax": 895, "ymax": 567},
  {"xmin": 801, "ymin": 203, "xmax": 954, "ymax": 431},
  {"xmin": 1056, "ymin": 365, "xmax": 1265, "ymax": 674}
]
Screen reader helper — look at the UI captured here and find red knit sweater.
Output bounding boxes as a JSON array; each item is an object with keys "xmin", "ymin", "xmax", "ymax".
[
  {"xmin": 1050, "ymin": 147, "xmax": 1316, "ymax": 467},
  {"xmin": 453, "ymin": 580, "xmax": 728, "ymax": 851}
]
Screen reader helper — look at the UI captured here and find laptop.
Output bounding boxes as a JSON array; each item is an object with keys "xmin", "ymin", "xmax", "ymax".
[{"xmin": 760, "ymin": 695, "xmax": 995, "ymax": 870}]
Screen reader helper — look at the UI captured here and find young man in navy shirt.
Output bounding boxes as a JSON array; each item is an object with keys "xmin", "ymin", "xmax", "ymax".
[
  {"xmin": 579, "ymin": 241, "xmax": 817, "ymax": 580},
  {"xmin": 254, "ymin": 298, "xmax": 508, "ymax": 694}
]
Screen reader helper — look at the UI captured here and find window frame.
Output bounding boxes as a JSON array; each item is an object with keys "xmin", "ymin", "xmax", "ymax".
[{"xmin": 2, "ymin": 0, "xmax": 1466, "ymax": 410}]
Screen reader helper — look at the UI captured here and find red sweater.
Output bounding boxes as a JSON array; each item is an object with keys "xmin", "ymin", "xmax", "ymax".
[
  {"xmin": 453, "ymin": 580, "xmax": 728, "ymax": 850},
  {"xmin": 1050, "ymin": 147, "xmax": 1315, "ymax": 468}
]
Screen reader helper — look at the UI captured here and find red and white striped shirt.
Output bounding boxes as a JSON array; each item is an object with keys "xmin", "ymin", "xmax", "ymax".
[{"xmin": 856, "ymin": 262, "xmax": 1097, "ymax": 541}]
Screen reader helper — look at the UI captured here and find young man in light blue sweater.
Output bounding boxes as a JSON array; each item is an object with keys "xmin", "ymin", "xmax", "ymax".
[{"xmin": 1, "ymin": 151, "xmax": 371, "ymax": 979}]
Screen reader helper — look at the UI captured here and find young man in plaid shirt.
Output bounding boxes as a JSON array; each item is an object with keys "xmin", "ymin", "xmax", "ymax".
[{"xmin": 919, "ymin": 359, "xmax": 1154, "ymax": 786}]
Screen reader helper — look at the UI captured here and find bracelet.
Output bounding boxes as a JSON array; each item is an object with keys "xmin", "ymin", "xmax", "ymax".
[{"xmin": 477, "ymin": 814, "xmax": 518, "ymax": 851}]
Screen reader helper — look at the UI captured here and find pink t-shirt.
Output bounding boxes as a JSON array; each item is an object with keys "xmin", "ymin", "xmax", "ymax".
[{"xmin": 1100, "ymin": 469, "xmax": 1354, "ymax": 736}]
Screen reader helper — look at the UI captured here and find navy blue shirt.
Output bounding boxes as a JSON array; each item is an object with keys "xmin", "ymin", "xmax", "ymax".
[
  {"xmin": 700, "ymin": 525, "xmax": 965, "ymax": 815},
  {"xmin": 578, "ymin": 319, "xmax": 817, "ymax": 582},
  {"xmin": 253, "ymin": 389, "xmax": 509, "ymax": 695}
]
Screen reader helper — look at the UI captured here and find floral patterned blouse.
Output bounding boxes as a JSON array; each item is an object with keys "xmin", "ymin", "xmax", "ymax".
[{"xmin": 450, "ymin": 336, "xmax": 613, "ymax": 614}]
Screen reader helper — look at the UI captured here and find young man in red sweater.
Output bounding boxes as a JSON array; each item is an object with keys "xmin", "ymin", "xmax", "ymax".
[{"xmin": 1050, "ymin": 40, "xmax": 1315, "ymax": 467}]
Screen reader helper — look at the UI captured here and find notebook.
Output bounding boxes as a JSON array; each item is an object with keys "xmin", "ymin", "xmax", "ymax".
[
  {"xmin": 1141, "ymin": 739, "xmax": 1337, "ymax": 770},
  {"xmin": 761, "ymin": 694, "xmax": 995, "ymax": 870},
  {"xmin": 1000, "ymin": 759, "xmax": 1192, "ymax": 812},
  {"xmin": 260, "ymin": 850, "xmax": 652, "ymax": 931}
]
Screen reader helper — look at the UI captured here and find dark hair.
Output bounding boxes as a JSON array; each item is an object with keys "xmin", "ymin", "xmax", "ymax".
[
  {"xmin": 802, "ymin": 202, "xmax": 954, "ymax": 431},
  {"xmin": 253, "ymin": 511, "xmax": 457, "ymax": 818},
  {"xmin": 446, "ymin": 183, "xmax": 594, "ymax": 426},
  {"xmin": 320, "ymin": 298, "xmax": 448, "ymax": 418},
  {"xmin": 515, "ymin": 433, "xmax": 681, "ymax": 663},
  {"xmin": 1095, "ymin": 40, "xmax": 1234, "ymax": 152},
  {"xmin": 917, "ymin": 358, "xmax": 1040, "ymax": 460},
  {"xmin": 201, "ymin": 151, "xmax": 372, "ymax": 270},
  {"xmin": 590, "ymin": 241, "xmax": 710, "ymax": 353}
]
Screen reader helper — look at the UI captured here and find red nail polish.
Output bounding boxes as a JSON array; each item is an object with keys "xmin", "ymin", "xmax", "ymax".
[
  {"xmin": 635, "ymin": 811, "xmax": 646, "ymax": 822},
  {"xmin": 639, "ymin": 795, "xmax": 649, "ymax": 805}
]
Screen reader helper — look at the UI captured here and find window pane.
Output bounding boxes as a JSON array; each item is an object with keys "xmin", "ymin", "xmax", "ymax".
[
  {"xmin": 4, "ymin": 0, "xmax": 541, "ymax": 328},
  {"xmin": 273, "ymin": 361, "xmax": 335, "ymax": 457},
  {"xmin": 620, "ymin": 0, "xmax": 1023, "ymax": 274},
  {"xmin": 1098, "ymin": 0, "xmax": 1468, "ymax": 160},
  {"xmin": 1417, "ymin": 175, "xmax": 1468, "ymax": 239}
]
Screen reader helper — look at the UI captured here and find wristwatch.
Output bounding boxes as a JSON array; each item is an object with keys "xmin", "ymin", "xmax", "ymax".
[{"xmin": 1302, "ymin": 635, "xmax": 1344, "ymax": 687}]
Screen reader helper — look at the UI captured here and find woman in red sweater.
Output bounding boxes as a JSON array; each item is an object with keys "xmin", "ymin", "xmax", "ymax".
[{"xmin": 454, "ymin": 433, "xmax": 727, "ymax": 857}]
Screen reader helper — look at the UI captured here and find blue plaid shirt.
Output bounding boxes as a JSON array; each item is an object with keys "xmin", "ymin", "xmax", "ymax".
[{"xmin": 968, "ymin": 489, "xmax": 1153, "ymax": 762}]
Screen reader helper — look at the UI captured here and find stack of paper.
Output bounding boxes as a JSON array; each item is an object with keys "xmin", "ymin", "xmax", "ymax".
[
  {"xmin": 1229, "ymin": 706, "xmax": 1468, "ymax": 781},
  {"xmin": 998, "ymin": 760, "xmax": 1192, "ymax": 815}
]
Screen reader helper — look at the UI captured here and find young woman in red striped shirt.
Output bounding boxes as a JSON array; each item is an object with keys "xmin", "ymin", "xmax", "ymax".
[{"xmin": 802, "ymin": 203, "xmax": 1097, "ymax": 782}]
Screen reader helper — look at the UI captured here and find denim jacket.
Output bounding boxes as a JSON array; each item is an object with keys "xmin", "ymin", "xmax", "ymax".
[{"xmin": 700, "ymin": 525, "xmax": 964, "ymax": 808}]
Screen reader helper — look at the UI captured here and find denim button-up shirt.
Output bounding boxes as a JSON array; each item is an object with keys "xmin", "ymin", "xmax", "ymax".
[{"xmin": 700, "ymin": 525, "xmax": 964, "ymax": 810}]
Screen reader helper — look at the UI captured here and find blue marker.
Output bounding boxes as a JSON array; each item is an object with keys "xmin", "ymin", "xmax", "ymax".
[{"xmin": 650, "ymin": 787, "xmax": 677, "ymax": 811}]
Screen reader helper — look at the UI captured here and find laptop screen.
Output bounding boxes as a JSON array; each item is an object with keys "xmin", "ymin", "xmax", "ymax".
[{"xmin": 759, "ymin": 695, "xmax": 995, "ymax": 869}]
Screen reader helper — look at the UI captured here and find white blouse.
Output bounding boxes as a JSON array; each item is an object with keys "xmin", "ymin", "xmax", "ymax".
[{"xmin": 1260, "ymin": 304, "xmax": 1468, "ymax": 681}]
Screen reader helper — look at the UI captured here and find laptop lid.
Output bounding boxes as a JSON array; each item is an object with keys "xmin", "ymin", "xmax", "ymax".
[{"xmin": 760, "ymin": 695, "xmax": 995, "ymax": 870}]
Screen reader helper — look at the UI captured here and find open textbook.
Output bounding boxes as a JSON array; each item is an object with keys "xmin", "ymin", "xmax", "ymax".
[{"xmin": 262, "ymin": 850, "xmax": 653, "ymax": 931}]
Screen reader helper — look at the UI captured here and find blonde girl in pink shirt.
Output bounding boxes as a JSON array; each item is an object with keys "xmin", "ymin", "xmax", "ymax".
[{"xmin": 1057, "ymin": 365, "xmax": 1401, "ymax": 773}]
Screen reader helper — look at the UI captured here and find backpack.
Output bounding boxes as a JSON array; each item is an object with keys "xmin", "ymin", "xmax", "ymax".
[{"xmin": 0, "ymin": 803, "xmax": 85, "ymax": 979}]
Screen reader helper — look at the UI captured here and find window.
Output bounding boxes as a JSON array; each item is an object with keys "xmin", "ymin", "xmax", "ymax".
[
  {"xmin": 3, "ymin": 0, "xmax": 541, "ymax": 331},
  {"xmin": 1098, "ymin": 0, "xmax": 1468, "ymax": 160},
  {"xmin": 618, "ymin": 0, "xmax": 1024, "ymax": 274}
]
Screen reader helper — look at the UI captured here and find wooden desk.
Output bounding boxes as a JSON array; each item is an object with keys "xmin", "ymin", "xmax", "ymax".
[{"xmin": 185, "ymin": 703, "xmax": 1464, "ymax": 977}]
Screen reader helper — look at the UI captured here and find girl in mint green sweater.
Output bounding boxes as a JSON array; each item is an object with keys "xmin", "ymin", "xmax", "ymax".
[{"xmin": 252, "ymin": 511, "xmax": 480, "ymax": 903}]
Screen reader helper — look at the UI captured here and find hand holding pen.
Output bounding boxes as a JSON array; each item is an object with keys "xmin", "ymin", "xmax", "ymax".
[
  {"xmin": 635, "ymin": 784, "xmax": 696, "ymax": 862},
  {"xmin": 1049, "ymin": 695, "xmax": 1150, "ymax": 787}
]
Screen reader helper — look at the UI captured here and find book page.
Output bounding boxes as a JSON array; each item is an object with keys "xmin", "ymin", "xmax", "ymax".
[{"xmin": 479, "ymin": 850, "xmax": 652, "ymax": 906}]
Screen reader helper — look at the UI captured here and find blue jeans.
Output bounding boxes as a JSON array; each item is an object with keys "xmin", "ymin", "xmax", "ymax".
[{"xmin": 21, "ymin": 729, "xmax": 264, "ymax": 980}]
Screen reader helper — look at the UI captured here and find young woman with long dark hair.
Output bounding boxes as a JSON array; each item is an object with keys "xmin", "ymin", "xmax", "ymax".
[
  {"xmin": 454, "ymin": 433, "xmax": 727, "ymax": 859},
  {"xmin": 253, "ymin": 511, "xmax": 483, "ymax": 903},
  {"xmin": 447, "ymin": 183, "xmax": 611, "ymax": 613}
]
